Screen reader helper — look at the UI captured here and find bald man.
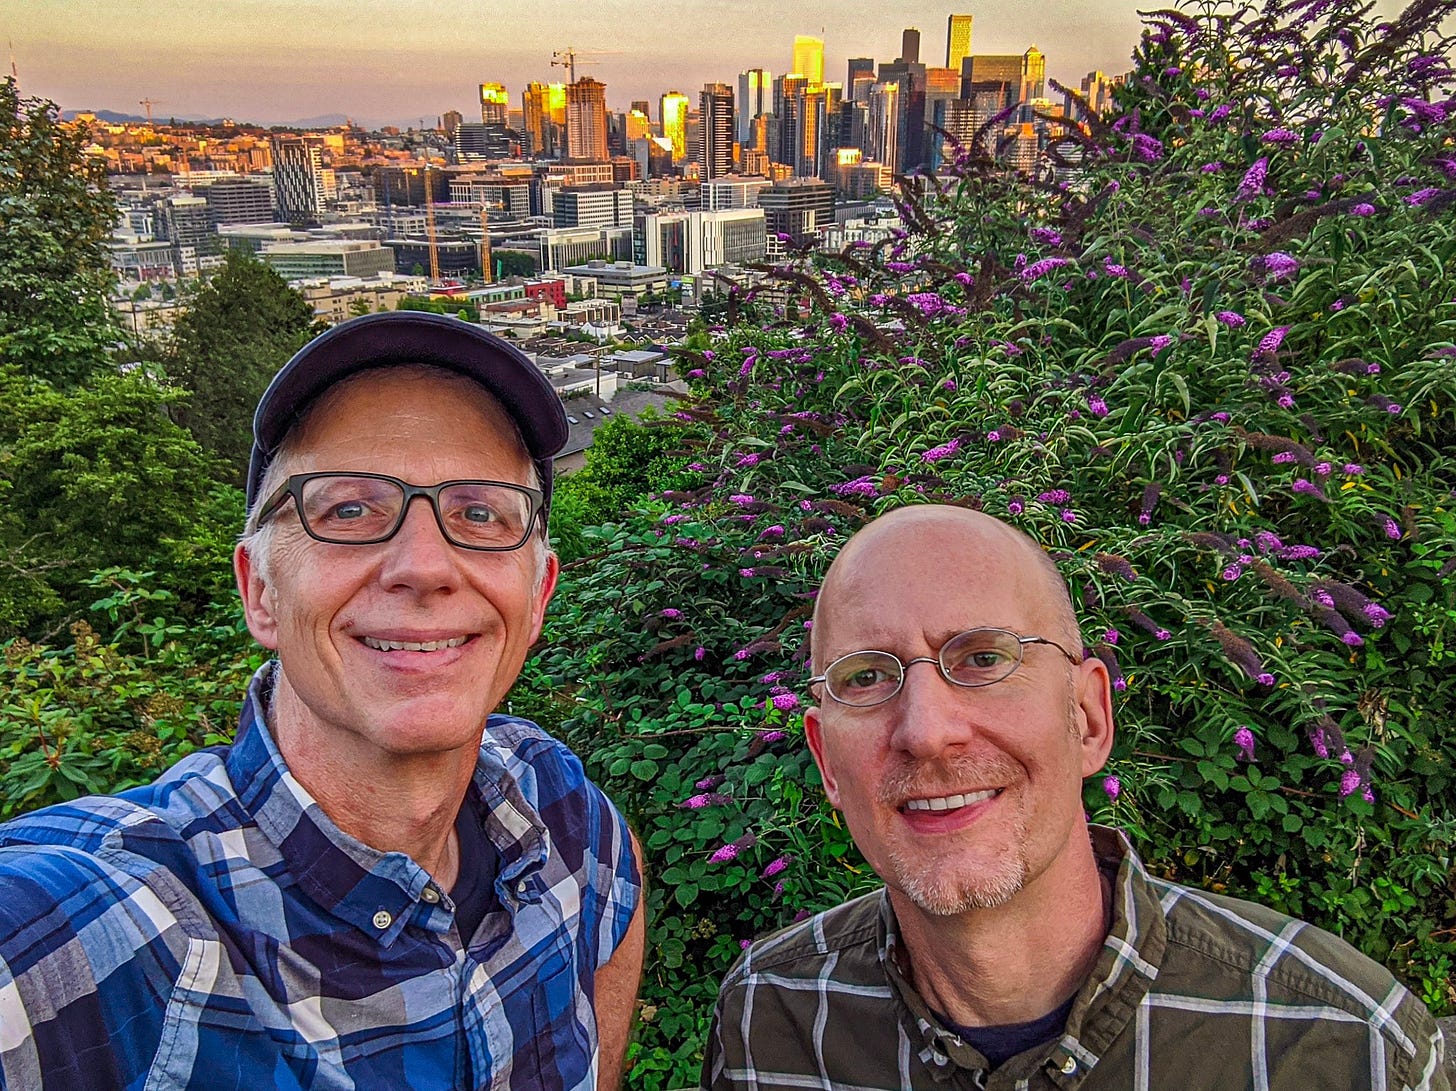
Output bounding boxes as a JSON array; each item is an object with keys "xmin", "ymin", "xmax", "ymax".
[{"xmin": 702, "ymin": 505, "xmax": 1447, "ymax": 1090}]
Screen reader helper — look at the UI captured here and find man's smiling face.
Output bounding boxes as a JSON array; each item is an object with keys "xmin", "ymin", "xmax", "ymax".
[
  {"xmin": 804, "ymin": 507, "xmax": 1111, "ymax": 918},
  {"xmin": 236, "ymin": 366, "xmax": 557, "ymax": 766}
]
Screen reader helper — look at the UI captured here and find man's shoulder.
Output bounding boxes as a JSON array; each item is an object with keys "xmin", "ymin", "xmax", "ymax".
[
  {"xmin": 481, "ymin": 713, "xmax": 599, "ymax": 808},
  {"xmin": 723, "ymin": 888, "xmax": 886, "ymax": 988},
  {"xmin": 1151, "ymin": 874, "xmax": 1432, "ymax": 1031}
]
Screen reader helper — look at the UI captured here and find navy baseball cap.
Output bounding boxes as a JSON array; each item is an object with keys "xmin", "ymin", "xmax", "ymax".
[{"xmin": 247, "ymin": 311, "xmax": 569, "ymax": 520}]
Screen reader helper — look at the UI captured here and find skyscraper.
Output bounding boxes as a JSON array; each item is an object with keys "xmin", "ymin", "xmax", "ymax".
[
  {"xmin": 738, "ymin": 68, "xmax": 772, "ymax": 144},
  {"xmin": 1079, "ymin": 71, "xmax": 1121, "ymax": 115},
  {"xmin": 1022, "ymin": 46, "xmax": 1047, "ymax": 101},
  {"xmin": 901, "ymin": 28, "xmax": 921, "ymax": 64},
  {"xmin": 847, "ymin": 57, "xmax": 875, "ymax": 102},
  {"xmin": 699, "ymin": 83, "xmax": 735, "ymax": 181},
  {"xmin": 479, "ymin": 82, "xmax": 509, "ymax": 125},
  {"xmin": 867, "ymin": 81, "xmax": 899, "ymax": 169},
  {"xmin": 946, "ymin": 15, "xmax": 973, "ymax": 72},
  {"xmin": 523, "ymin": 82, "xmax": 566, "ymax": 157},
  {"xmin": 270, "ymin": 136, "xmax": 325, "ymax": 226},
  {"xmin": 962, "ymin": 54, "xmax": 1024, "ymax": 109},
  {"xmin": 566, "ymin": 78, "xmax": 609, "ymax": 161},
  {"xmin": 792, "ymin": 35, "xmax": 824, "ymax": 84},
  {"xmin": 661, "ymin": 91, "xmax": 691, "ymax": 162}
]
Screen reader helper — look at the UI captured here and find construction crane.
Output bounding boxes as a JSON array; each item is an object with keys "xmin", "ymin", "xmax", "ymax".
[
  {"xmin": 550, "ymin": 46, "xmax": 617, "ymax": 84},
  {"xmin": 138, "ymin": 98, "xmax": 163, "ymax": 125}
]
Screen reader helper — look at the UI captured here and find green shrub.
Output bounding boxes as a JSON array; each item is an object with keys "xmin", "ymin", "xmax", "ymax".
[{"xmin": 523, "ymin": 2, "xmax": 1456, "ymax": 1083}]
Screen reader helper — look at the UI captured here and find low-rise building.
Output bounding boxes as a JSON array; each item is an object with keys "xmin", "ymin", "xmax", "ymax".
[
  {"xmin": 561, "ymin": 260, "xmax": 670, "ymax": 302},
  {"xmin": 260, "ymin": 240, "xmax": 396, "ymax": 280}
]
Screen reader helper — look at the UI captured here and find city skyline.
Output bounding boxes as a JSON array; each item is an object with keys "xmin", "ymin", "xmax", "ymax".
[{"xmin": 20, "ymin": 0, "xmax": 1167, "ymax": 127}]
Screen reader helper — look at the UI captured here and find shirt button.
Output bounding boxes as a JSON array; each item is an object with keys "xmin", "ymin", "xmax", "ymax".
[
  {"xmin": 516, "ymin": 880, "xmax": 528, "ymax": 896},
  {"xmin": 1060, "ymin": 1057, "xmax": 1078, "ymax": 1075},
  {"xmin": 421, "ymin": 886, "xmax": 441, "ymax": 904},
  {"xmin": 372, "ymin": 909, "xmax": 393, "ymax": 930}
]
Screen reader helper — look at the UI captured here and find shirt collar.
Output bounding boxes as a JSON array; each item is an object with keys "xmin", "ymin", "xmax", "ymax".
[
  {"xmin": 225, "ymin": 663, "xmax": 550, "ymax": 944},
  {"xmin": 875, "ymin": 825, "xmax": 1166, "ymax": 1081}
]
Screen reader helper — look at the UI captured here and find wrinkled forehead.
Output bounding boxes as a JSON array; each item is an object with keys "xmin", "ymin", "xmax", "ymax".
[{"xmin": 282, "ymin": 363, "xmax": 532, "ymax": 468}]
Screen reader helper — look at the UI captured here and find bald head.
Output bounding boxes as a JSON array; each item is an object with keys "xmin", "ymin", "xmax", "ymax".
[{"xmin": 810, "ymin": 505, "xmax": 1081, "ymax": 672}]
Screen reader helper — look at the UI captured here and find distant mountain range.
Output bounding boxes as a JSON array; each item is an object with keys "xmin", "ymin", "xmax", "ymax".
[{"xmin": 61, "ymin": 108, "xmax": 404, "ymax": 130}]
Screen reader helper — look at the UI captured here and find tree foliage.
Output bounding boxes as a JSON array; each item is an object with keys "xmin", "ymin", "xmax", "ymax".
[
  {"xmin": 0, "ymin": 78, "xmax": 121, "ymax": 386},
  {"xmin": 163, "ymin": 249, "xmax": 317, "ymax": 482},
  {"xmin": 0, "ymin": 365, "xmax": 218, "ymax": 635}
]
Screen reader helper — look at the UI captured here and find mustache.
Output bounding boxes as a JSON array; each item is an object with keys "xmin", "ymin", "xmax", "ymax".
[{"xmin": 877, "ymin": 755, "xmax": 1019, "ymax": 806}]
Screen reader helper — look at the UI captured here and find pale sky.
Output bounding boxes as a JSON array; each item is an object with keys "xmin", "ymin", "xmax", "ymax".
[{"xmin": 5, "ymin": 0, "xmax": 1409, "ymax": 127}]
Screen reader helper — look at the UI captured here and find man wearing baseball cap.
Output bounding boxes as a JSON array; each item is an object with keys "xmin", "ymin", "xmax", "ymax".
[{"xmin": 0, "ymin": 312, "xmax": 645, "ymax": 1090}]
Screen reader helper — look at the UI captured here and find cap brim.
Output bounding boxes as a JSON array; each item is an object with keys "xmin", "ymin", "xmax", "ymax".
[{"xmin": 247, "ymin": 311, "xmax": 568, "ymax": 511}]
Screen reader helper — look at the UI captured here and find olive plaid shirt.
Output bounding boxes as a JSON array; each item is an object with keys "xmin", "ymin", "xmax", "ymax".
[{"xmin": 704, "ymin": 827, "xmax": 1447, "ymax": 1090}]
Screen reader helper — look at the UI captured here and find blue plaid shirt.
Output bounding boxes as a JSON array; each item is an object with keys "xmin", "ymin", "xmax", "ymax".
[{"xmin": 0, "ymin": 664, "xmax": 641, "ymax": 1090}]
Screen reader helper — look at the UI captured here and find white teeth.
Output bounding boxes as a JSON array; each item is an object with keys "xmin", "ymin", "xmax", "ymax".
[
  {"xmin": 904, "ymin": 789, "xmax": 999, "ymax": 812},
  {"xmin": 361, "ymin": 636, "xmax": 469, "ymax": 652}
]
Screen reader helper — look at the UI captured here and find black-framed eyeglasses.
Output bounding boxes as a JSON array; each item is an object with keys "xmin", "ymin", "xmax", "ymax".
[
  {"xmin": 807, "ymin": 627, "xmax": 1080, "ymax": 707},
  {"xmin": 253, "ymin": 472, "xmax": 544, "ymax": 552}
]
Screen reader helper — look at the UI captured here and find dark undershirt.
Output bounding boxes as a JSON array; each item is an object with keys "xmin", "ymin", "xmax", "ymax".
[
  {"xmin": 937, "ymin": 993, "xmax": 1077, "ymax": 1069},
  {"xmin": 448, "ymin": 786, "xmax": 498, "ymax": 945}
]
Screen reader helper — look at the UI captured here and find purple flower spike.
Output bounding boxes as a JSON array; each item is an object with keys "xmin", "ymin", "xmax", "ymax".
[
  {"xmin": 1238, "ymin": 157, "xmax": 1269, "ymax": 200},
  {"xmin": 1102, "ymin": 775, "xmax": 1121, "ymax": 801},
  {"xmin": 1234, "ymin": 726, "xmax": 1256, "ymax": 762},
  {"xmin": 1215, "ymin": 311, "xmax": 1247, "ymax": 328},
  {"xmin": 761, "ymin": 856, "xmax": 790, "ymax": 879},
  {"xmin": 1020, "ymin": 257, "xmax": 1071, "ymax": 281},
  {"xmin": 770, "ymin": 693, "xmax": 799, "ymax": 712},
  {"xmin": 709, "ymin": 843, "xmax": 740, "ymax": 863},
  {"xmin": 1339, "ymin": 768, "xmax": 1361, "ymax": 797},
  {"xmin": 1261, "ymin": 127, "xmax": 1300, "ymax": 146},
  {"xmin": 1382, "ymin": 517, "xmax": 1401, "ymax": 540}
]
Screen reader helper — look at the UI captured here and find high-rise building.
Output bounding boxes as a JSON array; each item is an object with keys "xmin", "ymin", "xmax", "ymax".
[
  {"xmin": 566, "ymin": 78, "xmax": 609, "ymax": 161},
  {"xmin": 791, "ymin": 35, "xmax": 824, "ymax": 84},
  {"xmin": 757, "ymin": 177, "xmax": 835, "ymax": 244},
  {"xmin": 523, "ymin": 82, "xmax": 567, "ymax": 157},
  {"xmin": 626, "ymin": 108, "xmax": 652, "ymax": 140},
  {"xmin": 699, "ymin": 83, "xmax": 735, "ymax": 181},
  {"xmin": 442, "ymin": 110, "xmax": 464, "ymax": 138},
  {"xmin": 270, "ymin": 136, "xmax": 326, "ymax": 226},
  {"xmin": 847, "ymin": 58, "xmax": 876, "ymax": 103},
  {"xmin": 660, "ymin": 91, "xmax": 691, "ymax": 162},
  {"xmin": 630, "ymin": 100, "xmax": 651, "ymax": 119},
  {"xmin": 201, "ymin": 178, "xmax": 275, "ymax": 226},
  {"xmin": 738, "ymin": 68, "xmax": 772, "ymax": 144},
  {"xmin": 1079, "ymin": 70, "xmax": 1120, "ymax": 115},
  {"xmin": 962, "ymin": 54, "xmax": 1024, "ymax": 108},
  {"xmin": 866, "ymin": 81, "xmax": 899, "ymax": 171},
  {"xmin": 877, "ymin": 59, "xmax": 927, "ymax": 172},
  {"xmin": 479, "ymin": 82, "xmax": 509, "ymax": 125},
  {"xmin": 946, "ymin": 15, "xmax": 973, "ymax": 72},
  {"xmin": 456, "ymin": 122, "xmax": 513, "ymax": 160},
  {"xmin": 1023, "ymin": 46, "xmax": 1047, "ymax": 102},
  {"xmin": 901, "ymin": 27, "xmax": 921, "ymax": 64}
]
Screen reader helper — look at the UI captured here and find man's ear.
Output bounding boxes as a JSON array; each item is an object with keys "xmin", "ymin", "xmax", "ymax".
[
  {"xmin": 1074, "ymin": 655, "xmax": 1115, "ymax": 777},
  {"xmin": 804, "ymin": 704, "xmax": 843, "ymax": 809},
  {"xmin": 235, "ymin": 541, "xmax": 280, "ymax": 651},
  {"xmin": 528, "ymin": 549, "xmax": 560, "ymax": 642}
]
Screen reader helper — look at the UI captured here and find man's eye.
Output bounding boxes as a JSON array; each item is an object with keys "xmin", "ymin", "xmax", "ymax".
[
  {"xmin": 968, "ymin": 651, "xmax": 1007, "ymax": 669},
  {"xmin": 844, "ymin": 668, "xmax": 890, "ymax": 688},
  {"xmin": 461, "ymin": 504, "xmax": 497, "ymax": 524},
  {"xmin": 331, "ymin": 501, "xmax": 367, "ymax": 520}
]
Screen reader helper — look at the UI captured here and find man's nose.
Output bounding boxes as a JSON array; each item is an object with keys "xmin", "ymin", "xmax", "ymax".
[
  {"xmin": 377, "ymin": 496, "xmax": 461, "ymax": 590},
  {"xmin": 886, "ymin": 658, "xmax": 979, "ymax": 758}
]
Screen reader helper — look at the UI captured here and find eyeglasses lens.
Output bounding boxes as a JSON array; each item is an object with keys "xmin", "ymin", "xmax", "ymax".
[
  {"xmin": 298, "ymin": 475, "xmax": 532, "ymax": 549},
  {"xmin": 939, "ymin": 629, "xmax": 1024, "ymax": 686}
]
